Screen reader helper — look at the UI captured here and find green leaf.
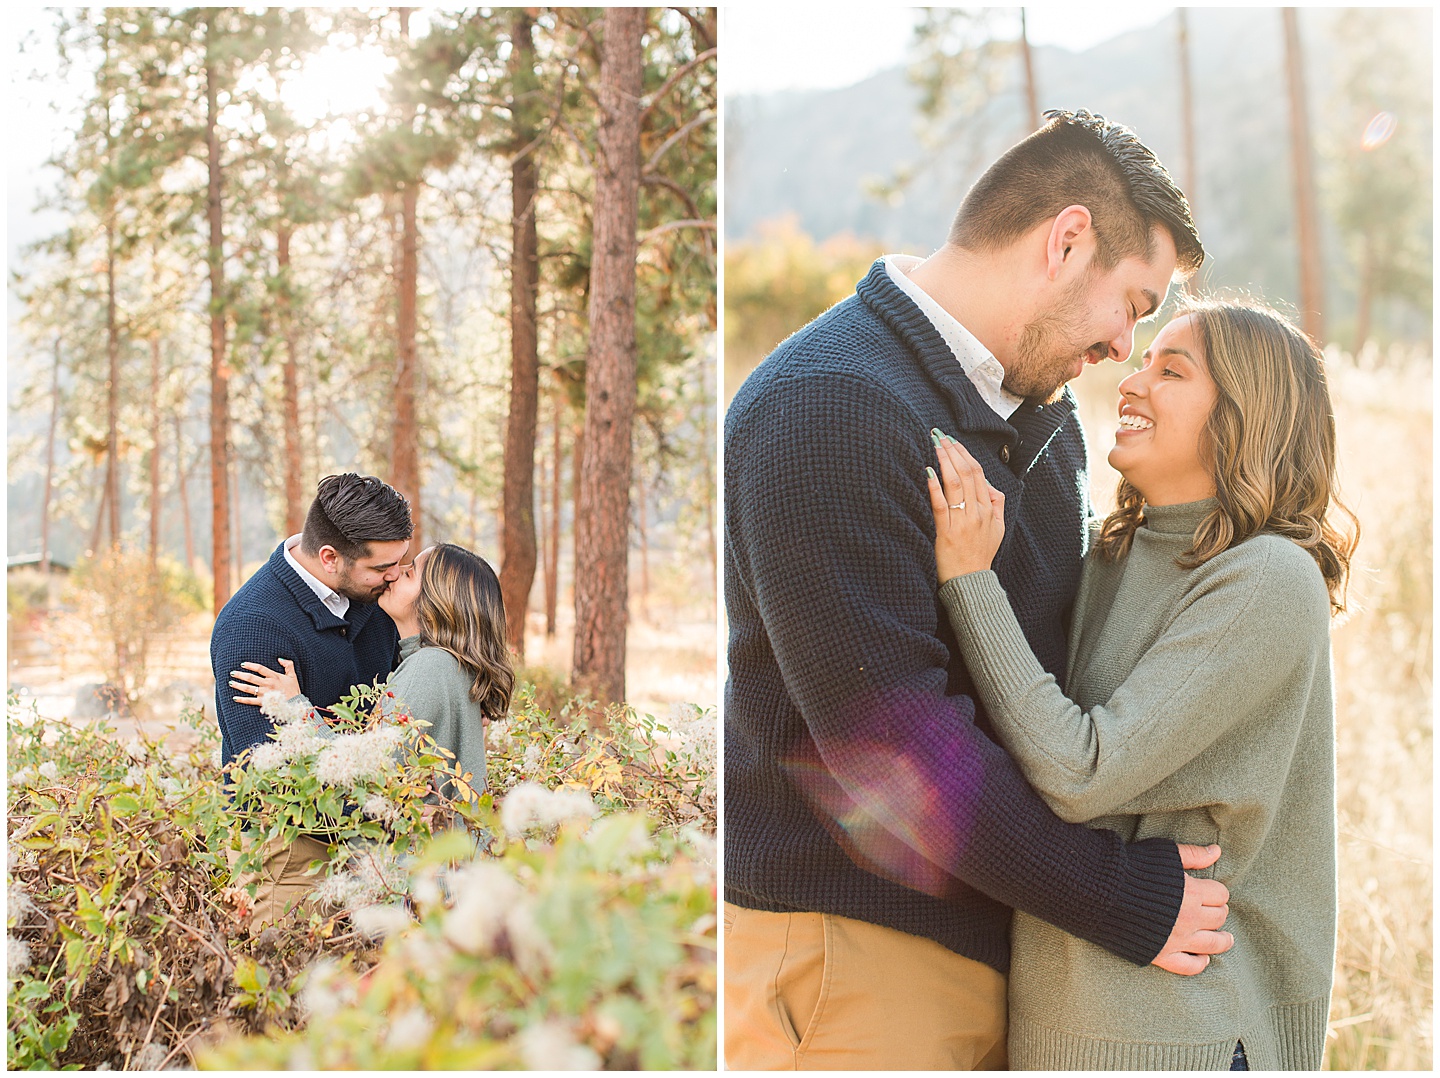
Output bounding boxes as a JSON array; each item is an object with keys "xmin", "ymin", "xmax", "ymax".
[
  {"xmin": 233, "ymin": 956, "xmax": 266, "ymax": 993},
  {"xmin": 110, "ymin": 793, "xmax": 141, "ymax": 815}
]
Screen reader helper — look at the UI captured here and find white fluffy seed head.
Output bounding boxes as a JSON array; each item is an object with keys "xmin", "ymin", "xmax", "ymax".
[
  {"xmin": 349, "ymin": 903, "xmax": 412, "ymax": 940},
  {"xmin": 518, "ymin": 1019, "xmax": 602, "ymax": 1070},
  {"xmin": 500, "ymin": 782, "xmax": 597, "ymax": 837},
  {"xmin": 439, "ymin": 862, "xmax": 521, "ymax": 956}
]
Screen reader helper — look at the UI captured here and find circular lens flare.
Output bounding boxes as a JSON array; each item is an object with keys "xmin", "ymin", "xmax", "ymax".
[{"xmin": 1361, "ymin": 111, "xmax": 1398, "ymax": 150}]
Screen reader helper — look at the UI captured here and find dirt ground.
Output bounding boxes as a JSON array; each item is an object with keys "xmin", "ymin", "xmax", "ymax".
[{"xmin": 7, "ymin": 594, "xmax": 717, "ymax": 745}]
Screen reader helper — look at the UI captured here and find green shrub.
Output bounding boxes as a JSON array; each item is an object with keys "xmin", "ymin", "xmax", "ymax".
[{"xmin": 6, "ymin": 679, "xmax": 716, "ymax": 1070}]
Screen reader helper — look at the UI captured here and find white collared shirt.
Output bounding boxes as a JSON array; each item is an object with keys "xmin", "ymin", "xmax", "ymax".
[
  {"xmin": 283, "ymin": 534, "xmax": 350, "ymax": 619},
  {"xmin": 884, "ymin": 254, "xmax": 1024, "ymax": 420}
]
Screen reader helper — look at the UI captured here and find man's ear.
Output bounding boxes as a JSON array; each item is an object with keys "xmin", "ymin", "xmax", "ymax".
[
  {"xmin": 1045, "ymin": 205, "xmax": 1094, "ymax": 281},
  {"xmin": 316, "ymin": 545, "xmax": 343, "ymax": 577}
]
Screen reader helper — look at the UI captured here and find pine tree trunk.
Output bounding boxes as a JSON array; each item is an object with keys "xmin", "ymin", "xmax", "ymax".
[
  {"xmin": 1019, "ymin": 9, "xmax": 1040, "ymax": 131},
  {"xmin": 278, "ymin": 224, "xmax": 305, "ymax": 535},
  {"xmin": 149, "ymin": 336, "xmax": 162, "ymax": 568},
  {"xmin": 500, "ymin": 9, "xmax": 542, "ymax": 657},
  {"xmin": 90, "ymin": 480, "xmax": 109, "ymax": 556},
  {"xmin": 545, "ymin": 379, "xmax": 561, "ymax": 638},
  {"xmin": 205, "ymin": 19, "xmax": 232, "ymax": 611},
  {"xmin": 104, "ymin": 217, "xmax": 121, "ymax": 549},
  {"xmin": 176, "ymin": 413, "xmax": 195, "ymax": 570},
  {"xmin": 1282, "ymin": 7, "xmax": 1325, "ymax": 343},
  {"xmin": 572, "ymin": 7, "xmax": 644, "ymax": 708},
  {"xmin": 391, "ymin": 8, "xmax": 423, "ymax": 552},
  {"xmin": 40, "ymin": 338, "xmax": 61, "ymax": 576},
  {"xmin": 232, "ymin": 458, "xmax": 243, "ymax": 589},
  {"xmin": 392, "ymin": 183, "xmax": 422, "ymax": 548}
]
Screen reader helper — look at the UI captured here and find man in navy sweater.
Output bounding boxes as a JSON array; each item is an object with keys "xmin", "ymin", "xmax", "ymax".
[
  {"xmin": 724, "ymin": 111, "xmax": 1234, "ymax": 1068},
  {"xmin": 211, "ymin": 473, "xmax": 411, "ymax": 926}
]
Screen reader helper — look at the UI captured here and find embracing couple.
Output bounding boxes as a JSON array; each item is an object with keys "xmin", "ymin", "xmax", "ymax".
[
  {"xmin": 723, "ymin": 109, "xmax": 1354, "ymax": 1070},
  {"xmin": 210, "ymin": 473, "xmax": 514, "ymax": 927}
]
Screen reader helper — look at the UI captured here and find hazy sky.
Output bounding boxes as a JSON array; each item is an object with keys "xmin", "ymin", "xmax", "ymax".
[{"xmin": 724, "ymin": 5, "xmax": 1178, "ymax": 96}]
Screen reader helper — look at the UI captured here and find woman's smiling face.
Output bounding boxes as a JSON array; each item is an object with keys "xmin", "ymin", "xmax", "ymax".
[{"xmin": 1107, "ymin": 314, "xmax": 1219, "ymax": 506}]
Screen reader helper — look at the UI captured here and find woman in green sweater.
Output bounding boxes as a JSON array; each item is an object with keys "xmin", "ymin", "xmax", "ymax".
[
  {"xmin": 925, "ymin": 299, "xmax": 1356, "ymax": 1070},
  {"xmin": 230, "ymin": 543, "xmax": 513, "ymax": 807}
]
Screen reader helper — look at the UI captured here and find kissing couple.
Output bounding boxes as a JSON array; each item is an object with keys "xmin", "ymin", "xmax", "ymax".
[
  {"xmin": 724, "ymin": 109, "xmax": 1354, "ymax": 1070},
  {"xmin": 211, "ymin": 473, "xmax": 515, "ymax": 927}
]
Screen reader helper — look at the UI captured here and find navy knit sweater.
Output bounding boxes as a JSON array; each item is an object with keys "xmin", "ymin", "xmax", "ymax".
[
  {"xmin": 724, "ymin": 260, "xmax": 1186, "ymax": 973},
  {"xmin": 211, "ymin": 542, "xmax": 402, "ymax": 769}
]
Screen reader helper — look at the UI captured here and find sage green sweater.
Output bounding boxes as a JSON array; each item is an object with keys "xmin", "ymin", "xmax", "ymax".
[
  {"xmin": 940, "ymin": 499, "xmax": 1336, "ymax": 1070},
  {"xmin": 386, "ymin": 635, "xmax": 489, "ymax": 804}
]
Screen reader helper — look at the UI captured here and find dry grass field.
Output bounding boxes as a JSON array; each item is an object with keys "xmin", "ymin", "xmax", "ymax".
[{"xmin": 1075, "ymin": 345, "xmax": 1433, "ymax": 1070}]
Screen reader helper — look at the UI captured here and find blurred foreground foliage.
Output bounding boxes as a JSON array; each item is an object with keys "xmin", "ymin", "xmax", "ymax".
[{"xmin": 6, "ymin": 682, "xmax": 716, "ymax": 1070}]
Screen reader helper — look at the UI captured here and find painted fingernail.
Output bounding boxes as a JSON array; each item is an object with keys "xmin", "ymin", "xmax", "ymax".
[
  {"xmin": 930, "ymin": 430, "xmax": 942, "ymax": 446},
  {"xmin": 926, "ymin": 466, "xmax": 937, "ymax": 480}
]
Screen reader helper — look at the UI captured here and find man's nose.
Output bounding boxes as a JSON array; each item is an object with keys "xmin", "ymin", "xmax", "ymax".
[
  {"xmin": 1108, "ymin": 322, "xmax": 1137, "ymax": 363},
  {"xmin": 385, "ymin": 565, "xmax": 403, "ymax": 581}
]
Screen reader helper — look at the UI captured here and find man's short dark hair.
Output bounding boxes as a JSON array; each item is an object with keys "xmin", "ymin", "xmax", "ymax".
[
  {"xmin": 300, "ymin": 474, "xmax": 412, "ymax": 560},
  {"xmin": 949, "ymin": 108, "xmax": 1205, "ymax": 276}
]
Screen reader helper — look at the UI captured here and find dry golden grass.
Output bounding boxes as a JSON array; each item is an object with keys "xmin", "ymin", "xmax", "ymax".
[{"xmin": 1074, "ymin": 346, "xmax": 1433, "ymax": 1070}]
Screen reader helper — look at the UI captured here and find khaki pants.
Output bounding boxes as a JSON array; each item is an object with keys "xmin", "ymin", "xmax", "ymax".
[
  {"xmin": 724, "ymin": 902, "xmax": 1008, "ymax": 1070},
  {"xmin": 228, "ymin": 832, "xmax": 331, "ymax": 932}
]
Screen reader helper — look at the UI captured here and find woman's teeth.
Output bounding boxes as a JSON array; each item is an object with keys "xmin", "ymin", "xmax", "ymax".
[{"xmin": 1118, "ymin": 414, "xmax": 1154, "ymax": 430}]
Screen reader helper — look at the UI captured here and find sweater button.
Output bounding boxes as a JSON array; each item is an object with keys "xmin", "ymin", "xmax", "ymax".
[
  {"xmin": 999, "ymin": 444, "xmax": 1011, "ymax": 463},
  {"xmin": 340, "ymin": 627, "xmax": 348, "ymax": 637}
]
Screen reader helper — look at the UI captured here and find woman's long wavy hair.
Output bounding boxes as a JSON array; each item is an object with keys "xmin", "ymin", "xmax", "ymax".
[
  {"xmin": 1095, "ymin": 297, "xmax": 1358, "ymax": 613},
  {"xmin": 415, "ymin": 544, "xmax": 515, "ymax": 721}
]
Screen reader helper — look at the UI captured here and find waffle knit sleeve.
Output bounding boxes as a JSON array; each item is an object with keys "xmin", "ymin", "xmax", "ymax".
[{"xmin": 212, "ymin": 613, "xmax": 306, "ymax": 766}]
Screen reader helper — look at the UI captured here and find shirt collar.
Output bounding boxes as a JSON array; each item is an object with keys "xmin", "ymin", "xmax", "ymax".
[
  {"xmin": 283, "ymin": 534, "xmax": 350, "ymax": 618},
  {"xmin": 884, "ymin": 254, "xmax": 1024, "ymax": 420}
]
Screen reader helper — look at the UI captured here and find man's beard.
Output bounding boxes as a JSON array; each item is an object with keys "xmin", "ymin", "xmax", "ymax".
[
  {"xmin": 334, "ymin": 565, "xmax": 387, "ymax": 603},
  {"xmin": 1007, "ymin": 273, "xmax": 1107, "ymax": 404}
]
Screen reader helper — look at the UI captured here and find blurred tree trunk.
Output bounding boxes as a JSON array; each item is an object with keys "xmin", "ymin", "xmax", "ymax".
[
  {"xmin": 103, "ymin": 217, "xmax": 121, "ymax": 550},
  {"xmin": 501, "ymin": 8, "xmax": 541, "ymax": 657},
  {"xmin": 572, "ymin": 7, "xmax": 644, "ymax": 708},
  {"xmin": 278, "ymin": 223, "xmax": 305, "ymax": 534},
  {"xmin": 40, "ymin": 338, "xmax": 62, "ymax": 575},
  {"xmin": 545, "ymin": 379, "xmax": 562, "ymax": 637},
  {"xmin": 390, "ymin": 8, "xmax": 423, "ymax": 552},
  {"xmin": 175, "ymin": 413, "xmax": 195, "ymax": 570},
  {"xmin": 1282, "ymin": 7, "xmax": 1325, "ymax": 343},
  {"xmin": 148, "ymin": 336, "xmax": 162, "ymax": 567},
  {"xmin": 205, "ymin": 16, "xmax": 233, "ymax": 611},
  {"xmin": 231, "ymin": 458, "xmax": 243, "ymax": 588},
  {"xmin": 1019, "ymin": 9, "xmax": 1039, "ymax": 130},
  {"xmin": 1177, "ymin": 9, "xmax": 1200, "ymax": 295}
]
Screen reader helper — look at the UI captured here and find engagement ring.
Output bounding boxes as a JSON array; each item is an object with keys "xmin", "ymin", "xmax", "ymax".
[{"xmin": 949, "ymin": 501, "xmax": 966, "ymax": 510}]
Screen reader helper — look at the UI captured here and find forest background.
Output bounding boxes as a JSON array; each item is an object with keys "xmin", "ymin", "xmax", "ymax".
[
  {"xmin": 725, "ymin": 6, "xmax": 1430, "ymax": 1071},
  {"xmin": 7, "ymin": 6, "xmax": 718, "ymax": 719}
]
